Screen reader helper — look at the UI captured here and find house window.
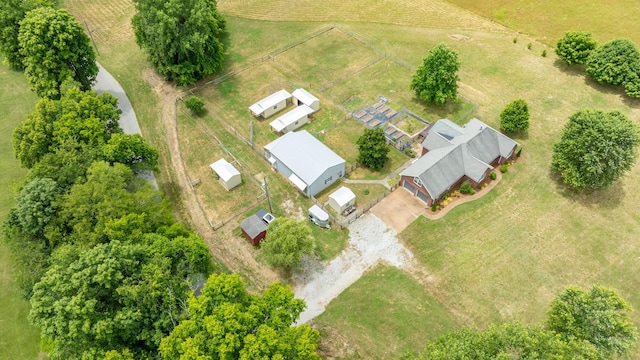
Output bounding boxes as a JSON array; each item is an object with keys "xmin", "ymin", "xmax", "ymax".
[
  {"xmin": 273, "ymin": 105, "xmax": 278, "ymax": 110},
  {"xmin": 325, "ymin": 176, "xmax": 333, "ymax": 184},
  {"xmin": 413, "ymin": 177, "xmax": 422, "ymax": 186}
]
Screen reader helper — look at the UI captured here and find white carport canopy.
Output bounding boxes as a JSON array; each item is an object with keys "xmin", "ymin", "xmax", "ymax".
[{"xmin": 288, "ymin": 173, "xmax": 307, "ymax": 192}]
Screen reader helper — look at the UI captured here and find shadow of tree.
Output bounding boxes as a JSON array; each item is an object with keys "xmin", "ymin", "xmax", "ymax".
[{"xmin": 548, "ymin": 165, "xmax": 624, "ymax": 209}]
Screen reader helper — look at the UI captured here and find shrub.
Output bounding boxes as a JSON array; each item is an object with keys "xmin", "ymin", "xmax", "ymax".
[
  {"xmin": 513, "ymin": 37, "xmax": 518, "ymax": 44},
  {"xmin": 431, "ymin": 204, "xmax": 437, "ymax": 212},
  {"xmin": 185, "ymin": 96, "xmax": 205, "ymax": 115},
  {"xmin": 404, "ymin": 148, "xmax": 416, "ymax": 158},
  {"xmin": 500, "ymin": 99, "xmax": 530, "ymax": 133},
  {"xmin": 516, "ymin": 148, "xmax": 523, "ymax": 157},
  {"xmin": 542, "ymin": 50, "xmax": 547, "ymax": 57},
  {"xmin": 459, "ymin": 181, "xmax": 474, "ymax": 194},
  {"xmin": 500, "ymin": 164, "xmax": 509, "ymax": 173},
  {"xmin": 527, "ymin": 43, "xmax": 532, "ymax": 50},
  {"xmin": 490, "ymin": 172, "xmax": 497, "ymax": 180},
  {"xmin": 363, "ymin": 189, "xmax": 369, "ymax": 195},
  {"xmin": 555, "ymin": 31, "xmax": 597, "ymax": 65}
]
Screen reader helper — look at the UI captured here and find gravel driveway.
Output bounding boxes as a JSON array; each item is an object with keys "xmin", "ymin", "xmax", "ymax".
[{"xmin": 293, "ymin": 213, "xmax": 416, "ymax": 324}]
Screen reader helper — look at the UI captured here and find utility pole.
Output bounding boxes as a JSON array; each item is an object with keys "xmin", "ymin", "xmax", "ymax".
[
  {"xmin": 83, "ymin": 20, "xmax": 100, "ymax": 56},
  {"xmin": 262, "ymin": 177, "xmax": 273, "ymax": 214}
]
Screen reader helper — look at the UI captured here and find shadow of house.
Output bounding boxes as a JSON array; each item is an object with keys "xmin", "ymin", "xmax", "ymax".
[{"xmin": 400, "ymin": 118, "xmax": 519, "ymax": 205}]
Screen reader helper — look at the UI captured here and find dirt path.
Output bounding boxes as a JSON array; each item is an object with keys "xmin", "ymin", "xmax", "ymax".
[
  {"xmin": 143, "ymin": 70, "xmax": 279, "ymax": 290},
  {"xmin": 293, "ymin": 213, "xmax": 428, "ymax": 324}
]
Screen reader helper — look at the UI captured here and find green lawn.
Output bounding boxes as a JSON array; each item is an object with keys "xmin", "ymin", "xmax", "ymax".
[
  {"xmin": 316, "ymin": 265, "xmax": 459, "ymax": 359},
  {"xmin": 0, "ymin": 64, "xmax": 44, "ymax": 359}
]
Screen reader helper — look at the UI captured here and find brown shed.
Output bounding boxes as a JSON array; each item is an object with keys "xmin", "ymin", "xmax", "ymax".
[{"xmin": 240, "ymin": 215, "xmax": 268, "ymax": 246}]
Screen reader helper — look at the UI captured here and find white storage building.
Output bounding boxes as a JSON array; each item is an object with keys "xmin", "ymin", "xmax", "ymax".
[
  {"xmin": 292, "ymin": 88, "xmax": 320, "ymax": 111},
  {"xmin": 328, "ymin": 186, "xmax": 356, "ymax": 214},
  {"xmin": 270, "ymin": 105, "xmax": 315, "ymax": 133},
  {"xmin": 249, "ymin": 89, "xmax": 292, "ymax": 119},
  {"xmin": 209, "ymin": 158, "xmax": 242, "ymax": 191},
  {"xmin": 264, "ymin": 130, "xmax": 345, "ymax": 197}
]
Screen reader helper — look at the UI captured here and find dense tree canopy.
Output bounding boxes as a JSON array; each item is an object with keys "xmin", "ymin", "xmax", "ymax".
[
  {"xmin": 410, "ymin": 43, "xmax": 460, "ymax": 105},
  {"xmin": 555, "ymin": 31, "xmax": 598, "ymax": 65},
  {"xmin": 500, "ymin": 99, "xmax": 530, "ymax": 133},
  {"xmin": 547, "ymin": 286, "xmax": 638, "ymax": 358},
  {"xmin": 131, "ymin": 0, "xmax": 226, "ymax": 85},
  {"xmin": 261, "ymin": 218, "xmax": 314, "ymax": 273},
  {"xmin": 18, "ymin": 7, "xmax": 97, "ymax": 98},
  {"xmin": 50, "ymin": 161, "xmax": 172, "ymax": 246},
  {"xmin": 357, "ymin": 127, "xmax": 390, "ymax": 170},
  {"xmin": 551, "ymin": 109, "xmax": 640, "ymax": 190},
  {"xmin": 400, "ymin": 322, "xmax": 597, "ymax": 360},
  {"xmin": 29, "ymin": 237, "xmax": 213, "ymax": 359},
  {"xmin": 586, "ymin": 38, "xmax": 640, "ymax": 87},
  {"xmin": 102, "ymin": 133, "xmax": 159, "ymax": 171},
  {"xmin": 403, "ymin": 286, "xmax": 636, "ymax": 360},
  {"xmin": 159, "ymin": 273, "xmax": 321, "ymax": 360},
  {"xmin": 13, "ymin": 87, "xmax": 121, "ymax": 168},
  {"xmin": 0, "ymin": 0, "xmax": 56, "ymax": 69}
]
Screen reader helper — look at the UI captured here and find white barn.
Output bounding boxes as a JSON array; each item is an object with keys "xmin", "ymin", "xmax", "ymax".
[
  {"xmin": 264, "ymin": 130, "xmax": 345, "ymax": 197},
  {"xmin": 209, "ymin": 159, "xmax": 242, "ymax": 191},
  {"xmin": 270, "ymin": 105, "xmax": 315, "ymax": 133},
  {"xmin": 292, "ymin": 88, "xmax": 320, "ymax": 111},
  {"xmin": 328, "ymin": 186, "xmax": 356, "ymax": 214},
  {"xmin": 249, "ymin": 89, "xmax": 292, "ymax": 119}
]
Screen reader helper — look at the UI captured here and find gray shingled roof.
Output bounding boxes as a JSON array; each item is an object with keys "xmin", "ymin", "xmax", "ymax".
[
  {"xmin": 264, "ymin": 130, "xmax": 345, "ymax": 186},
  {"xmin": 402, "ymin": 118, "xmax": 518, "ymax": 200},
  {"xmin": 240, "ymin": 215, "xmax": 267, "ymax": 239}
]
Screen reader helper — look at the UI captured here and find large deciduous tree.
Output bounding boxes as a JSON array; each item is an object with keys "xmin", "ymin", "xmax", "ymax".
[
  {"xmin": 18, "ymin": 7, "xmax": 97, "ymax": 98},
  {"xmin": 410, "ymin": 43, "xmax": 460, "ymax": 105},
  {"xmin": 0, "ymin": 0, "xmax": 56, "ymax": 69},
  {"xmin": 586, "ymin": 38, "xmax": 640, "ymax": 87},
  {"xmin": 14, "ymin": 177, "xmax": 60, "ymax": 237},
  {"xmin": 102, "ymin": 133, "xmax": 159, "ymax": 171},
  {"xmin": 555, "ymin": 31, "xmax": 598, "ymax": 65},
  {"xmin": 29, "ymin": 237, "xmax": 213, "ymax": 359},
  {"xmin": 357, "ymin": 127, "xmax": 390, "ymax": 170},
  {"xmin": 131, "ymin": 0, "xmax": 226, "ymax": 85},
  {"xmin": 50, "ymin": 161, "xmax": 172, "ymax": 246},
  {"xmin": 547, "ymin": 286, "xmax": 638, "ymax": 358},
  {"xmin": 499, "ymin": 99, "xmax": 530, "ymax": 133},
  {"xmin": 261, "ymin": 218, "xmax": 314, "ymax": 273},
  {"xmin": 551, "ymin": 109, "xmax": 640, "ymax": 190},
  {"xmin": 159, "ymin": 273, "xmax": 321, "ymax": 360},
  {"xmin": 13, "ymin": 87, "xmax": 121, "ymax": 169}
]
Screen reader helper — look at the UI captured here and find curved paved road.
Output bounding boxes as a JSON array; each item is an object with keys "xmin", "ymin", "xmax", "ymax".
[{"xmin": 92, "ymin": 63, "xmax": 157, "ymax": 188}]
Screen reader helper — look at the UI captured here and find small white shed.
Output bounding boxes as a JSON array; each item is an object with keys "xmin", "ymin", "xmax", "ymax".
[
  {"xmin": 328, "ymin": 186, "xmax": 356, "ymax": 214},
  {"xmin": 209, "ymin": 159, "xmax": 241, "ymax": 191},
  {"xmin": 292, "ymin": 88, "xmax": 320, "ymax": 111},
  {"xmin": 270, "ymin": 105, "xmax": 315, "ymax": 133},
  {"xmin": 249, "ymin": 89, "xmax": 292, "ymax": 119}
]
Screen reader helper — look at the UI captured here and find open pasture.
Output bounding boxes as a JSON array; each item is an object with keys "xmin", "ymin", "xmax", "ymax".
[{"xmin": 447, "ymin": 0, "xmax": 640, "ymax": 46}]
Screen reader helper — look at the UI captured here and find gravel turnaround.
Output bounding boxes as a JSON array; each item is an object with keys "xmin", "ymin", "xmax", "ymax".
[{"xmin": 293, "ymin": 213, "xmax": 416, "ymax": 324}]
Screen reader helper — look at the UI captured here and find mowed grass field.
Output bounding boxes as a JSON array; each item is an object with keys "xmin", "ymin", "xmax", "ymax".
[
  {"xmin": 447, "ymin": 0, "xmax": 640, "ymax": 46},
  {"xmin": 0, "ymin": 65, "xmax": 44, "ymax": 359}
]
